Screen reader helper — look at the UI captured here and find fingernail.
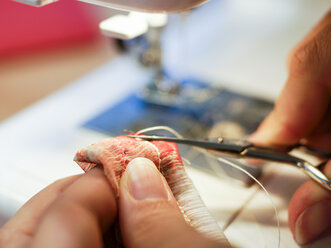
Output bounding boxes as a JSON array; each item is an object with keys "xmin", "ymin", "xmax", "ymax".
[
  {"xmin": 248, "ymin": 128, "xmax": 274, "ymax": 146},
  {"xmin": 247, "ymin": 132, "xmax": 264, "ymax": 144},
  {"xmin": 247, "ymin": 126, "xmax": 272, "ymax": 146},
  {"xmin": 248, "ymin": 112, "xmax": 282, "ymax": 145},
  {"xmin": 124, "ymin": 158, "xmax": 169, "ymax": 201},
  {"xmin": 295, "ymin": 201, "xmax": 331, "ymax": 245}
]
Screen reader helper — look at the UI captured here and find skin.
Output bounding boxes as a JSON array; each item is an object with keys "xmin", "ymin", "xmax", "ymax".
[
  {"xmin": 249, "ymin": 9, "xmax": 331, "ymax": 245},
  {"xmin": 0, "ymin": 168, "xmax": 117, "ymax": 248},
  {"xmin": 0, "ymin": 160, "xmax": 223, "ymax": 248},
  {"xmin": 0, "ymin": 10, "xmax": 330, "ymax": 247}
]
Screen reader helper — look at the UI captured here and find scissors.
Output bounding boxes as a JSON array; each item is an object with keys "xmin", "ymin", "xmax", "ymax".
[{"xmin": 128, "ymin": 135, "xmax": 331, "ymax": 192}]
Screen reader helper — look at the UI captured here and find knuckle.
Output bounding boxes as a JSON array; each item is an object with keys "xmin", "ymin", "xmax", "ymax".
[
  {"xmin": 0, "ymin": 229, "xmax": 6, "ymax": 245},
  {"xmin": 133, "ymin": 200, "xmax": 179, "ymax": 226},
  {"xmin": 50, "ymin": 178, "xmax": 72, "ymax": 194},
  {"xmin": 290, "ymin": 42, "xmax": 315, "ymax": 72},
  {"xmin": 52, "ymin": 177, "xmax": 68, "ymax": 186},
  {"xmin": 289, "ymin": 23, "xmax": 331, "ymax": 78},
  {"xmin": 325, "ymin": 9, "xmax": 331, "ymax": 22},
  {"xmin": 50, "ymin": 174, "xmax": 82, "ymax": 192},
  {"xmin": 0, "ymin": 228, "xmax": 17, "ymax": 248}
]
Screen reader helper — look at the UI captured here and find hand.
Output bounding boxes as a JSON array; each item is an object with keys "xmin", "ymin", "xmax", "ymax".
[
  {"xmin": 0, "ymin": 168, "xmax": 117, "ymax": 248},
  {"xmin": 119, "ymin": 158, "xmax": 226, "ymax": 248},
  {"xmin": 0, "ymin": 159, "xmax": 225, "ymax": 248},
  {"xmin": 250, "ymin": 10, "xmax": 331, "ymax": 245}
]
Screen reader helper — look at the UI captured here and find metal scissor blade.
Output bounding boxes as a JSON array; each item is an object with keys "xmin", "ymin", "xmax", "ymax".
[
  {"xmin": 128, "ymin": 135, "xmax": 331, "ymax": 192},
  {"xmin": 128, "ymin": 135, "xmax": 225, "ymax": 149},
  {"xmin": 128, "ymin": 135, "xmax": 305, "ymax": 164},
  {"xmin": 128, "ymin": 135, "xmax": 213, "ymax": 147},
  {"xmin": 128, "ymin": 135, "xmax": 251, "ymax": 154}
]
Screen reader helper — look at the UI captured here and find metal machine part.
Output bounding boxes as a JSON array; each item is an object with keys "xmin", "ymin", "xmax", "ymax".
[
  {"xmin": 15, "ymin": 0, "xmax": 57, "ymax": 6},
  {"xmin": 15, "ymin": 0, "xmax": 208, "ymax": 13},
  {"xmin": 14, "ymin": 0, "xmax": 197, "ymax": 41},
  {"xmin": 79, "ymin": 0, "xmax": 208, "ymax": 13},
  {"xmin": 100, "ymin": 12, "xmax": 167, "ymax": 40}
]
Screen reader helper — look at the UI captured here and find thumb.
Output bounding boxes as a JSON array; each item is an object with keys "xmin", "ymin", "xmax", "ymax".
[
  {"xmin": 288, "ymin": 160, "xmax": 331, "ymax": 245},
  {"xmin": 119, "ymin": 158, "xmax": 222, "ymax": 248}
]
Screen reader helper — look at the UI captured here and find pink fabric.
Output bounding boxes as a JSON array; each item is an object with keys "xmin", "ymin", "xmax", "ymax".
[
  {"xmin": 74, "ymin": 136, "xmax": 184, "ymax": 196},
  {"xmin": 74, "ymin": 136, "xmax": 226, "ymax": 244}
]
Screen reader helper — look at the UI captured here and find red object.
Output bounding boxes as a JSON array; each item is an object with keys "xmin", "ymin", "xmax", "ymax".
[
  {"xmin": 0, "ymin": 0, "xmax": 102, "ymax": 57},
  {"xmin": 74, "ymin": 136, "xmax": 183, "ymax": 195}
]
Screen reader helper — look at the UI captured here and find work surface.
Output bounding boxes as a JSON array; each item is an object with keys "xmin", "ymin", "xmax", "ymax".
[
  {"xmin": 0, "ymin": 56, "xmax": 330, "ymax": 247},
  {"xmin": 0, "ymin": 39, "xmax": 116, "ymax": 121}
]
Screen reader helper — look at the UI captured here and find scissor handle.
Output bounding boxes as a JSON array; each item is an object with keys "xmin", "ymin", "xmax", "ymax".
[
  {"xmin": 237, "ymin": 145, "xmax": 331, "ymax": 192},
  {"xmin": 215, "ymin": 138, "xmax": 331, "ymax": 192},
  {"xmin": 298, "ymin": 161, "xmax": 331, "ymax": 192}
]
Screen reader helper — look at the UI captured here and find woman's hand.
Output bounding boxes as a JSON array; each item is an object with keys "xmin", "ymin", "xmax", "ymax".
[
  {"xmin": 0, "ymin": 168, "xmax": 117, "ymax": 248},
  {"xmin": 0, "ymin": 159, "xmax": 225, "ymax": 248},
  {"xmin": 250, "ymin": 10, "xmax": 331, "ymax": 245},
  {"xmin": 119, "ymin": 158, "xmax": 227, "ymax": 248}
]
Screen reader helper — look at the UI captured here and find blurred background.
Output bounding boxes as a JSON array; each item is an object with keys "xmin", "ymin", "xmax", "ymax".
[
  {"xmin": 0, "ymin": 0, "xmax": 329, "ymax": 122},
  {"xmin": 0, "ymin": 0, "xmax": 119, "ymax": 121}
]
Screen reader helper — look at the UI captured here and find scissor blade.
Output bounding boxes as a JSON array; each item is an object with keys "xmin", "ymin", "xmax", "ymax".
[
  {"xmin": 128, "ymin": 135, "xmax": 216, "ymax": 148},
  {"xmin": 128, "ymin": 135, "xmax": 331, "ymax": 192},
  {"xmin": 127, "ymin": 135, "xmax": 249, "ymax": 154}
]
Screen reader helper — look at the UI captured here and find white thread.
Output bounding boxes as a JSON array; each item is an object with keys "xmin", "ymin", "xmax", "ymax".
[
  {"xmin": 136, "ymin": 126, "xmax": 184, "ymax": 139},
  {"xmin": 136, "ymin": 126, "xmax": 281, "ymax": 248},
  {"xmin": 206, "ymin": 152, "xmax": 280, "ymax": 248}
]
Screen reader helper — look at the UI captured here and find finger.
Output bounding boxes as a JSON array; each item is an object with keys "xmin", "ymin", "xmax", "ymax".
[
  {"xmin": 287, "ymin": 10, "xmax": 331, "ymax": 67},
  {"xmin": 0, "ymin": 175, "xmax": 81, "ymax": 248},
  {"xmin": 119, "ymin": 158, "xmax": 227, "ymax": 248},
  {"xmin": 304, "ymin": 105, "xmax": 331, "ymax": 151},
  {"xmin": 288, "ymin": 160, "xmax": 331, "ymax": 245},
  {"xmin": 250, "ymin": 10, "xmax": 331, "ymax": 146},
  {"xmin": 31, "ymin": 167, "xmax": 117, "ymax": 248}
]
